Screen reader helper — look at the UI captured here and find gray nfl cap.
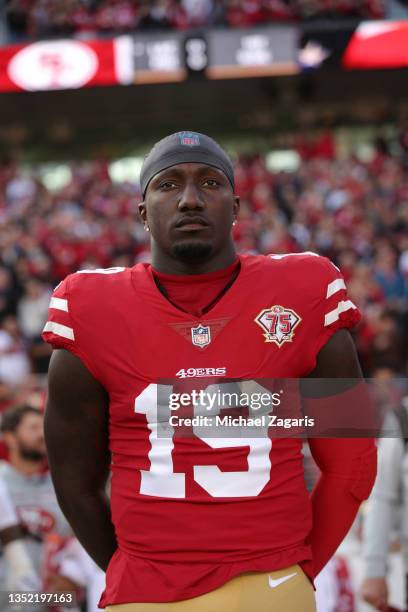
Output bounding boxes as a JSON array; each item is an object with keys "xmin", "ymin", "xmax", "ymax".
[{"xmin": 140, "ymin": 131, "xmax": 235, "ymax": 197}]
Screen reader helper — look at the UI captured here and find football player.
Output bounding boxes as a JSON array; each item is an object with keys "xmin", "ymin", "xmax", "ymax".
[{"xmin": 43, "ymin": 132, "xmax": 377, "ymax": 611}]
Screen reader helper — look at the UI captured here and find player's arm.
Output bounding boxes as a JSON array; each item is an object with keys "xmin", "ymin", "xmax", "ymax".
[
  {"xmin": 301, "ymin": 329, "xmax": 377, "ymax": 576},
  {"xmin": 44, "ymin": 349, "xmax": 117, "ymax": 572}
]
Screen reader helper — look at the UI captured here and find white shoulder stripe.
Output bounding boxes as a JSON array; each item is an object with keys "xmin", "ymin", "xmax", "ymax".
[
  {"xmin": 326, "ymin": 278, "xmax": 346, "ymax": 299},
  {"xmin": 50, "ymin": 297, "xmax": 68, "ymax": 312},
  {"xmin": 269, "ymin": 251, "xmax": 319, "ymax": 260},
  {"xmin": 77, "ymin": 267, "xmax": 125, "ymax": 275},
  {"xmin": 324, "ymin": 300, "xmax": 356, "ymax": 327},
  {"xmin": 43, "ymin": 321, "xmax": 75, "ymax": 341}
]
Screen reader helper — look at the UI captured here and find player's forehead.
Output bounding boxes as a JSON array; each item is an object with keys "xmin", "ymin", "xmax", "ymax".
[{"xmin": 149, "ymin": 163, "xmax": 227, "ymax": 183}]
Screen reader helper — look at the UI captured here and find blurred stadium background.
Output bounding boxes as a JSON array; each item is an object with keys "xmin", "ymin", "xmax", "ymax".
[{"xmin": 0, "ymin": 1, "xmax": 408, "ymax": 610}]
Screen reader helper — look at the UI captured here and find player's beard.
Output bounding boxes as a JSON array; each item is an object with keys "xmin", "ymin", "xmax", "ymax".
[{"xmin": 172, "ymin": 241, "xmax": 212, "ymax": 262}]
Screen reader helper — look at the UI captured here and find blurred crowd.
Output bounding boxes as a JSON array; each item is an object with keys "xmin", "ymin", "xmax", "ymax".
[
  {"xmin": 5, "ymin": 0, "xmax": 385, "ymax": 40},
  {"xmin": 0, "ymin": 128, "xmax": 406, "ymax": 414}
]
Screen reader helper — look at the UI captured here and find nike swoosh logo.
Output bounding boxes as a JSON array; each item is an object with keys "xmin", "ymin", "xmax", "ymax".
[{"xmin": 268, "ymin": 572, "xmax": 298, "ymax": 589}]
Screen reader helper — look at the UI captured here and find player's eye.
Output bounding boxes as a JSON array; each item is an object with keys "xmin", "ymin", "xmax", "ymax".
[
  {"xmin": 202, "ymin": 179, "xmax": 219, "ymax": 187},
  {"xmin": 159, "ymin": 181, "xmax": 178, "ymax": 190}
]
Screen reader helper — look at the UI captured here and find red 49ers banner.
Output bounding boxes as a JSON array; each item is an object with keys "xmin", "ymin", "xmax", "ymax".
[{"xmin": 0, "ymin": 38, "xmax": 123, "ymax": 92}]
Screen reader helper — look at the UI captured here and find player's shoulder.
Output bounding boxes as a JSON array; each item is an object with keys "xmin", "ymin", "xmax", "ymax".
[
  {"xmin": 53, "ymin": 266, "xmax": 133, "ymax": 299},
  {"xmin": 246, "ymin": 251, "xmax": 340, "ymax": 277},
  {"xmin": 69, "ymin": 265, "xmax": 132, "ymax": 288},
  {"xmin": 270, "ymin": 251, "xmax": 337, "ymax": 271},
  {"xmin": 244, "ymin": 252, "xmax": 345, "ymax": 302}
]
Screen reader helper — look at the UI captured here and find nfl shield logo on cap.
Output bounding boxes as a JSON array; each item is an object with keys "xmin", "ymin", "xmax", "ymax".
[
  {"xmin": 191, "ymin": 324, "xmax": 211, "ymax": 348},
  {"xmin": 179, "ymin": 131, "xmax": 200, "ymax": 147}
]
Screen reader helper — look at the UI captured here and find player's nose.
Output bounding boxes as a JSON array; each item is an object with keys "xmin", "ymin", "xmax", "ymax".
[{"xmin": 177, "ymin": 181, "xmax": 204, "ymax": 210}]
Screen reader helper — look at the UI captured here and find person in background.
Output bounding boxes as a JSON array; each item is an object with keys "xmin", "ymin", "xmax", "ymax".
[
  {"xmin": 17, "ymin": 279, "xmax": 51, "ymax": 342},
  {"xmin": 0, "ymin": 405, "xmax": 79, "ymax": 611},
  {"xmin": 361, "ymin": 396, "xmax": 408, "ymax": 611},
  {"xmin": 0, "ymin": 476, "xmax": 40, "ymax": 595},
  {"xmin": 56, "ymin": 538, "xmax": 106, "ymax": 612},
  {"xmin": 0, "ymin": 316, "xmax": 30, "ymax": 386},
  {"xmin": 17, "ymin": 280, "xmax": 52, "ymax": 374}
]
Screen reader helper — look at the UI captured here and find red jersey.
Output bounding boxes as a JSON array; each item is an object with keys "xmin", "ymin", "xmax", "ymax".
[{"xmin": 42, "ymin": 253, "xmax": 360, "ymax": 606}]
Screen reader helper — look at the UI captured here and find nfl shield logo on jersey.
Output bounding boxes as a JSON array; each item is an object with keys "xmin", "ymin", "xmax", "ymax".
[
  {"xmin": 191, "ymin": 324, "xmax": 211, "ymax": 348},
  {"xmin": 255, "ymin": 305, "xmax": 301, "ymax": 347},
  {"xmin": 179, "ymin": 131, "xmax": 200, "ymax": 147}
]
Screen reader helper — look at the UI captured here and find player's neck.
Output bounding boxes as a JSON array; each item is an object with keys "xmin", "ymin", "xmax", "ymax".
[{"xmin": 151, "ymin": 244, "xmax": 238, "ymax": 276}]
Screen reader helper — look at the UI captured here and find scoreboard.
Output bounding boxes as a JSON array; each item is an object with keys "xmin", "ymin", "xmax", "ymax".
[
  {"xmin": 114, "ymin": 26, "xmax": 298, "ymax": 85},
  {"xmin": 125, "ymin": 26, "xmax": 298, "ymax": 83},
  {"xmin": 0, "ymin": 22, "xmax": 406, "ymax": 92}
]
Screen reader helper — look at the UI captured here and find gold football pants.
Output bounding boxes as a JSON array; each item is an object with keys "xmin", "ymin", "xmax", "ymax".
[{"xmin": 106, "ymin": 564, "xmax": 316, "ymax": 612}]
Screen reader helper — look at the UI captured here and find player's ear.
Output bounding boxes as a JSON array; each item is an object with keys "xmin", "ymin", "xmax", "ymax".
[
  {"xmin": 138, "ymin": 201, "xmax": 147, "ymax": 224},
  {"xmin": 233, "ymin": 195, "xmax": 240, "ymax": 222}
]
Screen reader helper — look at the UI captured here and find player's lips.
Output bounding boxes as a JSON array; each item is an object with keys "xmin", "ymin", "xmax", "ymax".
[{"xmin": 175, "ymin": 217, "xmax": 210, "ymax": 231}]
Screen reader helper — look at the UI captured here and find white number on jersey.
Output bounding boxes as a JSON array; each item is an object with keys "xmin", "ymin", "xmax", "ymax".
[{"xmin": 134, "ymin": 382, "xmax": 272, "ymax": 499}]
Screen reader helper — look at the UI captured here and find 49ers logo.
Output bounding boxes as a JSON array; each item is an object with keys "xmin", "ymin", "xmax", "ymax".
[{"xmin": 255, "ymin": 305, "xmax": 301, "ymax": 346}]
